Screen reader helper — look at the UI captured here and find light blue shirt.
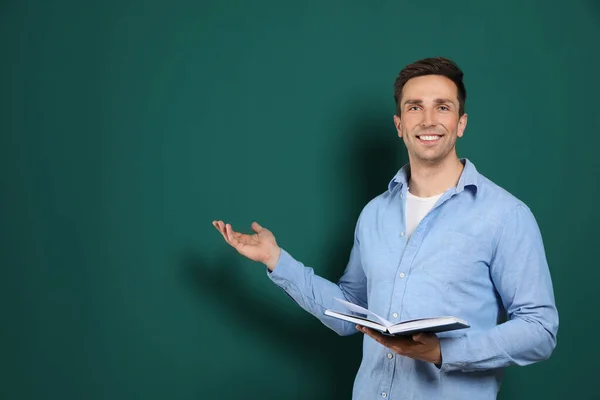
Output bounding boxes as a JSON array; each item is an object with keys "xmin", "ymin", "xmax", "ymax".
[{"xmin": 267, "ymin": 159, "xmax": 558, "ymax": 400}]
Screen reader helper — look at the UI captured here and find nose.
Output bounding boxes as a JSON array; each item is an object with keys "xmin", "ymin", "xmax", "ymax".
[{"xmin": 421, "ymin": 108, "xmax": 436, "ymax": 127}]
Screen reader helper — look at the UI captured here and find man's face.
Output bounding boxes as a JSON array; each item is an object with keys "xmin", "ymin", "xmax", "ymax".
[{"xmin": 393, "ymin": 75, "xmax": 467, "ymax": 165}]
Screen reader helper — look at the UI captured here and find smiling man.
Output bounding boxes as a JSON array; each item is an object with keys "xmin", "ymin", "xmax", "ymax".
[{"xmin": 213, "ymin": 57, "xmax": 559, "ymax": 400}]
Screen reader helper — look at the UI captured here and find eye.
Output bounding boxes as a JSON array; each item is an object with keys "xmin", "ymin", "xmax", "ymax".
[
  {"xmin": 439, "ymin": 105, "xmax": 449, "ymax": 111},
  {"xmin": 408, "ymin": 106, "xmax": 420, "ymax": 111}
]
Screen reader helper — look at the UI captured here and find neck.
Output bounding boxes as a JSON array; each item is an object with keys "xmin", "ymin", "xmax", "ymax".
[{"xmin": 407, "ymin": 155, "xmax": 464, "ymax": 197}]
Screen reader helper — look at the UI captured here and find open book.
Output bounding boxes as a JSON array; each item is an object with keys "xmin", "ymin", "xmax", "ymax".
[{"xmin": 324, "ymin": 298, "xmax": 469, "ymax": 336}]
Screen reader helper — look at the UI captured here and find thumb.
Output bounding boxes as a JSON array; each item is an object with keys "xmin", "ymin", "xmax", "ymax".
[
  {"xmin": 251, "ymin": 221, "xmax": 264, "ymax": 233},
  {"xmin": 412, "ymin": 333, "xmax": 424, "ymax": 343}
]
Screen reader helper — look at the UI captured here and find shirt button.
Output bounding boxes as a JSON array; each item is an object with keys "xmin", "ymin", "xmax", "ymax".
[
  {"xmin": 400, "ymin": 231, "xmax": 405, "ymax": 237},
  {"xmin": 400, "ymin": 193, "xmax": 403, "ymax": 199},
  {"xmin": 387, "ymin": 353, "xmax": 393, "ymax": 359},
  {"xmin": 399, "ymin": 272, "xmax": 405, "ymax": 278},
  {"xmin": 382, "ymin": 393, "xmax": 387, "ymax": 398},
  {"xmin": 392, "ymin": 313, "xmax": 398, "ymax": 318}
]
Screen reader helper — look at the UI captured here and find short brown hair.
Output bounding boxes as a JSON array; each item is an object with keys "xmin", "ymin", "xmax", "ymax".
[{"xmin": 393, "ymin": 57, "xmax": 466, "ymax": 117}]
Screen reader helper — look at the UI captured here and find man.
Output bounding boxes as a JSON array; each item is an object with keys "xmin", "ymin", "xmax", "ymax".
[{"xmin": 212, "ymin": 57, "xmax": 558, "ymax": 399}]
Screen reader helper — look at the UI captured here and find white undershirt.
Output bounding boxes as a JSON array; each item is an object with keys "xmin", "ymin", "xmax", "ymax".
[{"xmin": 405, "ymin": 189, "xmax": 443, "ymax": 239}]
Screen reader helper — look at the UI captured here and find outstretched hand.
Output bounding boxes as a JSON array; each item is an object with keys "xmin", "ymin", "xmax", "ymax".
[
  {"xmin": 212, "ymin": 220, "xmax": 281, "ymax": 271},
  {"xmin": 357, "ymin": 325, "xmax": 442, "ymax": 365}
]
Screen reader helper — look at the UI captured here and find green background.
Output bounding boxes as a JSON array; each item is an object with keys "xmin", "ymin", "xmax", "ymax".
[{"xmin": 2, "ymin": 0, "xmax": 599, "ymax": 399}]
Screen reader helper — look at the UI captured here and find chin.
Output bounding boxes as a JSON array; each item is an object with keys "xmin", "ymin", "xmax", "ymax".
[{"xmin": 414, "ymin": 152, "xmax": 452, "ymax": 164}]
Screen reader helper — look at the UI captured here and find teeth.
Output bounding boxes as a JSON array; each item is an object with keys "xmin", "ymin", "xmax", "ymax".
[{"xmin": 420, "ymin": 135, "xmax": 440, "ymax": 141}]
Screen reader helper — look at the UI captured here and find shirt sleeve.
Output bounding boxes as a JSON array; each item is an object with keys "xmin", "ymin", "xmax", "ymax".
[
  {"xmin": 439, "ymin": 204, "xmax": 559, "ymax": 372},
  {"xmin": 266, "ymin": 215, "xmax": 367, "ymax": 336}
]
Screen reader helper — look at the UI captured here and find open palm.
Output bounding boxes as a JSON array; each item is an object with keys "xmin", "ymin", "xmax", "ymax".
[{"xmin": 212, "ymin": 220, "xmax": 281, "ymax": 270}]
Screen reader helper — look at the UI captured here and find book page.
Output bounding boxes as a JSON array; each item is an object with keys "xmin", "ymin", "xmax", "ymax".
[
  {"xmin": 333, "ymin": 297, "xmax": 392, "ymax": 327},
  {"xmin": 324, "ymin": 310, "xmax": 388, "ymax": 332}
]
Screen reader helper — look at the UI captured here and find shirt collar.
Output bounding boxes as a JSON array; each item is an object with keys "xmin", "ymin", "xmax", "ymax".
[{"xmin": 387, "ymin": 158, "xmax": 479, "ymax": 195}]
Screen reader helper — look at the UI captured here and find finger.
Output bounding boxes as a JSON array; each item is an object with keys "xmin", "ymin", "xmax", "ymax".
[
  {"xmin": 251, "ymin": 221, "xmax": 263, "ymax": 234},
  {"xmin": 412, "ymin": 332, "xmax": 434, "ymax": 344},
  {"xmin": 226, "ymin": 225, "xmax": 246, "ymax": 250},
  {"xmin": 361, "ymin": 327, "xmax": 389, "ymax": 347},
  {"xmin": 221, "ymin": 223, "xmax": 238, "ymax": 248},
  {"xmin": 220, "ymin": 222, "xmax": 230, "ymax": 239},
  {"xmin": 214, "ymin": 221, "xmax": 229, "ymax": 242},
  {"xmin": 226, "ymin": 224, "xmax": 235, "ymax": 243}
]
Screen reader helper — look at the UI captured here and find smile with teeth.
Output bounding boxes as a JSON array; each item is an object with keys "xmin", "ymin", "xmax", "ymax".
[{"xmin": 417, "ymin": 135, "xmax": 442, "ymax": 141}]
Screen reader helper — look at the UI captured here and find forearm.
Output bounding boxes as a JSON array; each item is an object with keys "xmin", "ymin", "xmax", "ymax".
[
  {"xmin": 439, "ymin": 313, "xmax": 557, "ymax": 372},
  {"xmin": 267, "ymin": 248, "xmax": 365, "ymax": 336}
]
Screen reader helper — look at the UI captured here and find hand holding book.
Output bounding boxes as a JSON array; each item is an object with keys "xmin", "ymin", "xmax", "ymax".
[{"xmin": 357, "ymin": 324, "xmax": 444, "ymax": 365}]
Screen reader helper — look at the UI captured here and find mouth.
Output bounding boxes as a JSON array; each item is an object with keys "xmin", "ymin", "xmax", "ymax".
[{"xmin": 416, "ymin": 134, "xmax": 443, "ymax": 144}]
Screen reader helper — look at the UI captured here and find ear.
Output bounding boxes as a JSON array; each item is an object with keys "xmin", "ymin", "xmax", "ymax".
[
  {"xmin": 457, "ymin": 113, "xmax": 468, "ymax": 138},
  {"xmin": 393, "ymin": 114, "xmax": 403, "ymax": 137}
]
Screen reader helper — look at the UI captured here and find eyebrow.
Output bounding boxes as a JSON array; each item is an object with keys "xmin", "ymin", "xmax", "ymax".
[{"xmin": 403, "ymin": 98, "xmax": 457, "ymax": 106}]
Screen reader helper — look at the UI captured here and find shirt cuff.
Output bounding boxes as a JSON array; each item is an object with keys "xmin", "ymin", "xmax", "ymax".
[
  {"xmin": 438, "ymin": 335, "xmax": 469, "ymax": 372},
  {"xmin": 265, "ymin": 248, "xmax": 299, "ymax": 288}
]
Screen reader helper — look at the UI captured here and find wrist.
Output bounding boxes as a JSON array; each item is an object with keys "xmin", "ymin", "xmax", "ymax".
[
  {"xmin": 264, "ymin": 247, "xmax": 281, "ymax": 271},
  {"xmin": 431, "ymin": 340, "xmax": 442, "ymax": 365}
]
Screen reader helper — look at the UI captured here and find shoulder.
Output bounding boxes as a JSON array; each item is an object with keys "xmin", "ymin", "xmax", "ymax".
[
  {"xmin": 359, "ymin": 188, "xmax": 397, "ymax": 218},
  {"xmin": 475, "ymin": 172, "xmax": 533, "ymax": 218},
  {"xmin": 349, "ymin": 188, "xmax": 398, "ymax": 241},
  {"xmin": 476, "ymin": 174, "xmax": 524, "ymax": 204}
]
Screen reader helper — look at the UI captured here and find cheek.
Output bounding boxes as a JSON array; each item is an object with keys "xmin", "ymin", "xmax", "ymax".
[
  {"xmin": 401, "ymin": 120, "xmax": 417, "ymax": 135},
  {"xmin": 441, "ymin": 116, "xmax": 460, "ymax": 132}
]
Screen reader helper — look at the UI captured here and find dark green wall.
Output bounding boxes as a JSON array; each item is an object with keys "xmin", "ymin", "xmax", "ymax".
[{"xmin": 2, "ymin": 0, "xmax": 599, "ymax": 399}]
